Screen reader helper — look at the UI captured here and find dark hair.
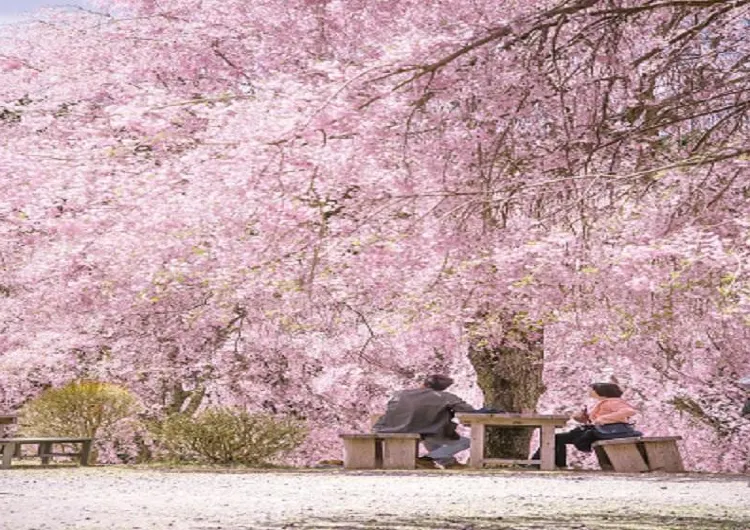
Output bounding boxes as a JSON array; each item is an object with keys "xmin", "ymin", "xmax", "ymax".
[
  {"xmin": 591, "ymin": 382, "xmax": 623, "ymax": 398},
  {"xmin": 424, "ymin": 374, "xmax": 454, "ymax": 391}
]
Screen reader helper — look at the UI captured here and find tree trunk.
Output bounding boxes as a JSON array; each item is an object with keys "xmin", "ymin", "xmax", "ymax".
[
  {"xmin": 468, "ymin": 313, "xmax": 545, "ymax": 459},
  {"xmin": 164, "ymin": 383, "xmax": 206, "ymax": 416}
]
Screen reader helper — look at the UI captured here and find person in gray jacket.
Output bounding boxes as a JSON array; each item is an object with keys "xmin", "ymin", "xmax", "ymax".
[{"xmin": 373, "ymin": 374, "xmax": 476, "ymax": 469}]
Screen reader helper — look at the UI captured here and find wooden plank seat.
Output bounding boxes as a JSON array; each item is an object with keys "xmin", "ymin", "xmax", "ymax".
[
  {"xmin": 338, "ymin": 433, "xmax": 421, "ymax": 470},
  {"xmin": 1, "ymin": 437, "xmax": 93, "ymax": 469},
  {"xmin": 592, "ymin": 436, "xmax": 683, "ymax": 473}
]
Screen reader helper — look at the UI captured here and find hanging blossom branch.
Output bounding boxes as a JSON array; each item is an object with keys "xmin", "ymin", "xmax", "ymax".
[{"xmin": 373, "ymin": 150, "xmax": 750, "ymax": 201}]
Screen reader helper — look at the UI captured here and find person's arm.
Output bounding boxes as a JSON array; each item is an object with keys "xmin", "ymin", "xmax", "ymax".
[
  {"xmin": 445, "ymin": 392, "xmax": 476, "ymax": 413},
  {"xmin": 571, "ymin": 406, "xmax": 590, "ymax": 424}
]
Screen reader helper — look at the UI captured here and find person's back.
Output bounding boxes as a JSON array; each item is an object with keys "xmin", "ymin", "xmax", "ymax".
[
  {"xmin": 372, "ymin": 374, "xmax": 475, "ymax": 469},
  {"xmin": 373, "ymin": 387, "xmax": 473, "ymax": 440}
]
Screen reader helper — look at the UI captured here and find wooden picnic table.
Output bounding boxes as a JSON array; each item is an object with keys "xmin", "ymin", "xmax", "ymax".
[
  {"xmin": 455, "ymin": 412, "xmax": 570, "ymax": 471},
  {"xmin": 1, "ymin": 437, "xmax": 93, "ymax": 469}
]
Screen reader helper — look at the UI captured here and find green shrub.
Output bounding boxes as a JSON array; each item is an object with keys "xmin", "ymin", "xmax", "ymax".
[
  {"xmin": 150, "ymin": 407, "xmax": 307, "ymax": 466},
  {"xmin": 20, "ymin": 380, "xmax": 140, "ymax": 439}
]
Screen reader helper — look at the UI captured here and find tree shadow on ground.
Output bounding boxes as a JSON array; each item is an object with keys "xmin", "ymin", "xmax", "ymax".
[{"xmin": 256, "ymin": 513, "xmax": 750, "ymax": 530}]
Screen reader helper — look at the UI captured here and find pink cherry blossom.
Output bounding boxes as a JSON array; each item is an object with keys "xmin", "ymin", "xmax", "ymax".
[{"xmin": 0, "ymin": 0, "xmax": 747, "ymax": 471}]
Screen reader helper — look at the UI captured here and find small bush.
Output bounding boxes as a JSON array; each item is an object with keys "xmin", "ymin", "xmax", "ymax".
[
  {"xmin": 22, "ymin": 381, "xmax": 138, "ymax": 438},
  {"xmin": 21, "ymin": 380, "xmax": 140, "ymax": 439},
  {"xmin": 150, "ymin": 407, "xmax": 307, "ymax": 466}
]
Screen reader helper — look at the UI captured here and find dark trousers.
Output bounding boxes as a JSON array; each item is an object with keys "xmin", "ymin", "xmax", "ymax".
[{"xmin": 531, "ymin": 426, "xmax": 598, "ymax": 468}]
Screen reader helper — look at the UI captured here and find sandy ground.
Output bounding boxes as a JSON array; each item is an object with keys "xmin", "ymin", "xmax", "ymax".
[{"xmin": 0, "ymin": 467, "xmax": 748, "ymax": 530}]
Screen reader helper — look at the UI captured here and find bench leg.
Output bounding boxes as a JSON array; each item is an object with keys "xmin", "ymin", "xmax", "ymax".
[
  {"xmin": 641, "ymin": 441, "xmax": 684, "ymax": 472},
  {"xmin": 80, "ymin": 440, "xmax": 93, "ymax": 466},
  {"xmin": 342, "ymin": 438, "xmax": 378, "ymax": 469},
  {"xmin": 594, "ymin": 446, "xmax": 614, "ymax": 471},
  {"xmin": 374, "ymin": 439, "xmax": 384, "ymax": 468},
  {"xmin": 2, "ymin": 443, "xmax": 15, "ymax": 469},
  {"xmin": 600, "ymin": 444, "xmax": 649, "ymax": 473},
  {"xmin": 381, "ymin": 438, "xmax": 418, "ymax": 469}
]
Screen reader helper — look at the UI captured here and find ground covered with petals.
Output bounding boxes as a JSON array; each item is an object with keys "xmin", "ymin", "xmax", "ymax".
[{"xmin": 0, "ymin": 468, "xmax": 747, "ymax": 529}]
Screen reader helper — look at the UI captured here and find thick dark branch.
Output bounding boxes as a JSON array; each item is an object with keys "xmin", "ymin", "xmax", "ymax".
[
  {"xmin": 389, "ymin": 0, "xmax": 603, "ymax": 90},
  {"xmin": 591, "ymin": 0, "xmax": 749, "ymax": 17}
]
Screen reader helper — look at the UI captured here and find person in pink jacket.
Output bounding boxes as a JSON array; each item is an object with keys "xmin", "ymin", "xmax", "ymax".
[{"xmin": 532, "ymin": 382, "xmax": 641, "ymax": 468}]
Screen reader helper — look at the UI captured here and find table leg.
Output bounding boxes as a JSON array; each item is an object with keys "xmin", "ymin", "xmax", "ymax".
[
  {"xmin": 1, "ymin": 443, "xmax": 15, "ymax": 469},
  {"xmin": 80, "ymin": 440, "xmax": 93, "ymax": 466},
  {"xmin": 540, "ymin": 425, "xmax": 556, "ymax": 471},
  {"xmin": 469, "ymin": 423, "xmax": 485, "ymax": 469},
  {"xmin": 40, "ymin": 442, "xmax": 52, "ymax": 465}
]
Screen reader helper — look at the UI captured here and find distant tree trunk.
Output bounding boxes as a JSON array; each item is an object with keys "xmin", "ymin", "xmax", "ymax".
[
  {"xmin": 468, "ymin": 312, "xmax": 545, "ymax": 459},
  {"xmin": 164, "ymin": 383, "xmax": 206, "ymax": 416}
]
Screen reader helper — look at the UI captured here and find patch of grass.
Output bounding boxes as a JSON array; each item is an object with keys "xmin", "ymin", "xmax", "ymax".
[
  {"xmin": 267, "ymin": 514, "xmax": 750, "ymax": 530},
  {"xmin": 120, "ymin": 461, "xmax": 301, "ymax": 474}
]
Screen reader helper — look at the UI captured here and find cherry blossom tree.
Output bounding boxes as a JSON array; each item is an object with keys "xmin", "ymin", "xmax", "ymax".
[{"xmin": 0, "ymin": 0, "xmax": 748, "ymax": 470}]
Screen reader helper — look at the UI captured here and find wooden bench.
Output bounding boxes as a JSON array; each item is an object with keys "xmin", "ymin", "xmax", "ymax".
[
  {"xmin": 1, "ymin": 437, "xmax": 93, "ymax": 469},
  {"xmin": 339, "ymin": 433, "xmax": 421, "ymax": 469},
  {"xmin": 593, "ymin": 436, "xmax": 683, "ymax": 473}
]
